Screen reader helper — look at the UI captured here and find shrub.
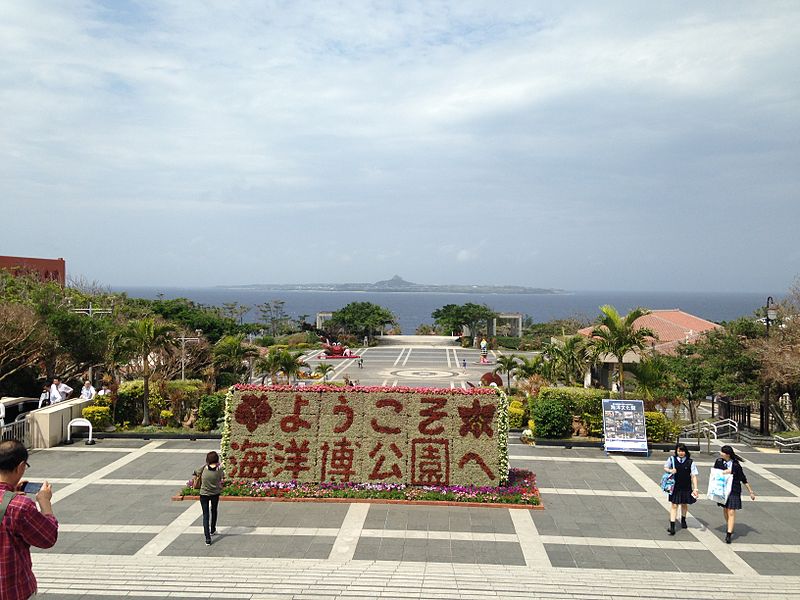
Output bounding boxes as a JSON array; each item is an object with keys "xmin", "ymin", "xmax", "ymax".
[
  {"xmin": 215, "ymin": 372, "xmax": 239, "ymax": 389},
  {"xmin": 82, "ymin": 405, "xmax": 111, "ymax": 429},
  {"xmin": 531, "ymin": 387, "xmax": 619, "ymax": 424},
  {"xmin": 199, "ymin": 393, "xmax": 226, "ymax": 428},
  {"xmin": 531, "ymin": 398, "xmax": 571, "ymax": 438},
  {"xmin": 195, "ymin": 416, "xmax": 214, "ymax": 432},
  {"xmin": 460, "ymin": 336, "xmax": 473, "ymax": 348},
  {"xmin": 160, "ymin": 409, "xmax": 177, "ymax": 427},
  {"xmin": 645, "ymin": 412, "xmax": 681, "ymax": 442},
  {"xmin": 509, "ymin": 400, "xmax": 525, "ymax": 429},
  {"xmin": 496, "ymin": 336, "xmax": 521, "ymax": 350},
  {"xmin": 93, "ymin": 395, "xmax": 113, "ymax": 408},
  {"xmin": 255, "ymin": 335, "xmax": 275, "ymax": 347}
]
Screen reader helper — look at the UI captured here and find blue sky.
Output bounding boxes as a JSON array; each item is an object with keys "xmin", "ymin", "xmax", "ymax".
[{"xmin": 1, "ymin": 1, "xmax": 798, "ymax": 293}]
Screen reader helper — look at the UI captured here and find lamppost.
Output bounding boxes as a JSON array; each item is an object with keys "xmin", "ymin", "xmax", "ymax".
[
  {"xmin": 177, "ymin": 330, "xmax": 202, "ymax": 380},
  {"xmin": 760, "ymin": 297, "xmax": 778, "ymax": 435},
  {"xmin": 71, "ymin": 302, "xmax": 113, "ymax": 384}
]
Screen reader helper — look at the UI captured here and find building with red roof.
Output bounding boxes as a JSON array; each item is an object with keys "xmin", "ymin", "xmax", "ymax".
[{"xmin": 0, "ymin": 255, "xmax": 65, "ymax": 286}]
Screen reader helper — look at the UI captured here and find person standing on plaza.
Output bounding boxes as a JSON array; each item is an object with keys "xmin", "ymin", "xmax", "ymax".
[
  {"xmin": 0, "ymin": 439, "xmax": 59, "ymax": 600},
  {"xmin": 193, "ymin": 451, "xmax": 224, "ymax": 546},
  {"xmin": 80, "ymin": 380, "xmax": 96, "ymax": 401},
  {"xmin": 49, "ymin": 378, "xmax": 73, "ymax": 404},
  {"xmin": 665, "ymin": 443, "xmax": 699, "ymax": 535},
  {"xmin": 714, "ymin": 445, "xmax": 755, "ymax": 543}
]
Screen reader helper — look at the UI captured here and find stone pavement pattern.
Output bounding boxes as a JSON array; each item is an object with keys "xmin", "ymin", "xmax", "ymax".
[{"xmin": 25, "ymin": 434, "xmax": 800, "ymax": 599}]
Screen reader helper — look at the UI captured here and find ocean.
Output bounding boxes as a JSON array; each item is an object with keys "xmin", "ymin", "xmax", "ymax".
[{"xmin": 113, "ymin": 287, "xmax": 769, "ymax": 333}]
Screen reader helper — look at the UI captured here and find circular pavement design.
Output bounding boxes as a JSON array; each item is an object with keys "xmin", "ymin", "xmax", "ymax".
[{"xmin": 390, "ymin": 369, "xmax": 459, "ymax": 379}]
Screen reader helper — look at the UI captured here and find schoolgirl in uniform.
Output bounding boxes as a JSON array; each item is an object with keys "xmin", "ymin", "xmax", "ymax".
[
  {"xmin": 664, "ymin": 443, "xmax": 699, "ymax": 535},
  {"xmin": 714, "ymin": 445, "xmax": 756, "ymax": 543}
]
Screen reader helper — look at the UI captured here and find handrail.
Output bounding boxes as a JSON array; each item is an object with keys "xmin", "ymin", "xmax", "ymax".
[
  {"xmin": 774, "ymin": 435, "xmax": 800, "ymax": 449},
  {"xmin": 681, "ymin": 418, "xmax": 739, "ymax": 441}
]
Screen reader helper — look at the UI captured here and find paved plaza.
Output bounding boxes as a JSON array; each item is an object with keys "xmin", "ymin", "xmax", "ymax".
[
  {"xmin": 17, "ymin": 344, "xmax": 800, "ymax": 598},
  {"xmin": 25, "ymin": 434, "xmax": 800, "ymax": 599}
]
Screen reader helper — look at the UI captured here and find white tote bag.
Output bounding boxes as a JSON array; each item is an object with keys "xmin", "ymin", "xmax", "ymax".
[{"xmin": 706, "ymin": 467, "xmax": 733, "ymax": 503}]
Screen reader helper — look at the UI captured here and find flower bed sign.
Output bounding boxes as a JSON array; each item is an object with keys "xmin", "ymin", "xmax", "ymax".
[{"xmin": 222, "ymin": 385, "xmax": 509, "ymax": 487}]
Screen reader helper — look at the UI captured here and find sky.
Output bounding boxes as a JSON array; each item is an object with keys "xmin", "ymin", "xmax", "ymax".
[{"xmin": 1, "ymin": 1, "xmax": 798, "ymax": 293}]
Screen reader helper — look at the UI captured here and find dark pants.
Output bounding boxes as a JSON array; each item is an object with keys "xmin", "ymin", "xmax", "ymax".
[{"xmin": 199, "ymin": 494, "xmax": 220, "ymax": 540}]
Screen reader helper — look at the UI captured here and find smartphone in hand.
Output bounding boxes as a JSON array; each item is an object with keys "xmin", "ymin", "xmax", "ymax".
[{"xmin": 22, "ymin": 481, "xmax": 43, "ymax": 494}]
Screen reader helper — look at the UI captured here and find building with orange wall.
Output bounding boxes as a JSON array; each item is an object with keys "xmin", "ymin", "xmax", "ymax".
[{"xmin": 0, "ymin": 255, "xmax": 66, "ymax": 286}]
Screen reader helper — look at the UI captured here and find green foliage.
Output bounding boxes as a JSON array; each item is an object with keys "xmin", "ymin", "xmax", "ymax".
[
  {"xmin": 645, "ymin": 411, "xmax": 681, "ymax": 442},
  {"xmin": 159, "ymin": 409, "xmax": 177, "ymax": 426},
  {"xmin": 496, "ymin": 336, "xmax": 521, "ymax": 349},
  {"xmin": 509, "ymin": 399, "xmax": 525, "ymax": 429},
  {"xmin": 254, "ymin": 335, "xmax": 275, "ymax": 347},
  {"xmin": 328, "ymin": 302, "xmax": 396, "ymax": 338},
  {"xmin": 199, "ymin": 393, "xmax": 226, "ymax": 427},
  {"xmin": 531, "ymin": 398, "xmax": 572, "ymax": 438},
  {"xmin": 431, "ymin": 303, "xmax": 496, "ymax": 337},
  {"xmin": 531, "ymin": 387, "xmax": 612, "ymax": 423},
  {"xmin": 521, "ymin": 317, "xmax": 590, "ymax": 350},
  {"xmin": 93, "ymin": 395, "xmax": 113, "ymax": 408},
  {"xmin": 164, "ymin": 379, "xmax": 206, "ymax": 402},
  {"xmin": 81, "ymin": 405, "xmax": 111, "ymax": 428},
  {"xmin": 128, "ymin": 297, "xmax": 241, "ymax": 343},
  {"xmin": 195, "ymin": 416, "xmax": 214, "ymax": 432}
]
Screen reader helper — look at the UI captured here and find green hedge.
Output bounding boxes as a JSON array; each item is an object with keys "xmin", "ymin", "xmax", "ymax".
[
  {"xmin": 531, "ymin": 399, "xmax": 572, "ymax": 438},
  {"xmin": 82, "ymin": 405, "xmax": 111, "ymax": 429},
  {"xmin": 645, "ymin": 412, "xmax": 682, "ymax": 443},
  {"xmin": 529, "ymin": 387, "xmax": 618, "ymax": 422}
]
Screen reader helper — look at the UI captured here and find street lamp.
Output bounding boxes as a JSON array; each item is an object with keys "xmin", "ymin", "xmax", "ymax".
[
  {"xmin": 761, "ymin": 296, "xmax": 778, "ymax": 435},
  {"xmin": 177, "ymin": 330, "xmax": 202, "ymax": 380}
]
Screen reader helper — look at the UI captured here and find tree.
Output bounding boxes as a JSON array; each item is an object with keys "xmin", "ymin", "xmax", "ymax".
[
  {"xmin": 494, "ymin": 354, "xmax": 519, "ymax": 389},
  {"xmin": 213, "ymin": 334, "xmax": 259, "ymax": 384},
  {"xmin": 254, "ymin": 350, "xmax": 283, "ymax": 385},
  {"xmin": 315, "ymin": 363, "xmax": 335, "ymax": 382},
  {"xmin": 628, "ymin": 356, "xmax": 674, "ymax": 411},
  {"xmin": 544, "ymin": 335, "xmax": 588, "ymax": 386},
  {"xmin": 328, "ymin": 302, "xmax": 396, "ymax": 339},
  {"xmin": 0, "ymin": 303, "xmax": 49, "ymax": 389},
  {"xmin": 121, "ymin": 318, "xmax": 177, "ymax": 425},
  {"xmin": 278, "ymin": 349, "xmax": 306, "ymax": 384},
  {"xmin": 589, "ymin": 305, "xmax": 656, "ymax": 398},
  {"xmin": 431, "ymin": 303, "xmax": 496, "ymax": 340},
  {"xmin": 258, "ymin": 300, "xmax": 290, "ymax": 336}
]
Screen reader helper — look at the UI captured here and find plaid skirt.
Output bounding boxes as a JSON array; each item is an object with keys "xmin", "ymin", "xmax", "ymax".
[
  {"xmin": 717, "ymin": 492, "xmax": 743, "ymax": 510},
  {"xmin": 669, "ymin": 489, "xmax": 697, "ymax": 505}
]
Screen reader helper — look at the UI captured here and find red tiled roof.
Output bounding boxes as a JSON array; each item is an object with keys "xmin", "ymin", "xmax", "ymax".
[{"xmin": 577, "ymin": 309, "xmax": 722, "ymax": 356}]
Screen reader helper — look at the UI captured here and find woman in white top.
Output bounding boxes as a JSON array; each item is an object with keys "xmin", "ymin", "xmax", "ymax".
[{"xmin": 664, "ymin": 443, "xmax": 699, "ymax": 535}]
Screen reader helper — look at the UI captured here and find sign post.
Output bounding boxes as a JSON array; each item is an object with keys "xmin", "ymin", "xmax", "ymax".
[{"xmin": 602, "ymin": 399, "xmax": 648, "ymax": 455}]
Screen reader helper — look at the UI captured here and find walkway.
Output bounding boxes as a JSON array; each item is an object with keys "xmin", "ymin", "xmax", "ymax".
[{"xmin": 28, "ymin": 437, "xmax": 800, "ymax": 599}]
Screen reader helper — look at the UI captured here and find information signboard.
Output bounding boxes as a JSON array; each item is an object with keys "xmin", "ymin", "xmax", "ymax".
[{"xmin": 602, "ymin": 399, "xmax": 648, "ymax": 453}]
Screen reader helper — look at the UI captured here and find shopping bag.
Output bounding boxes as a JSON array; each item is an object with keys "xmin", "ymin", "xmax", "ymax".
[
  {"xmin": 660, "ymin": 456, "xmax": 675, "ymax": 494},
  {"xmin": 706, "ymin": 467, "xmax": 733, "ymax": 503}
]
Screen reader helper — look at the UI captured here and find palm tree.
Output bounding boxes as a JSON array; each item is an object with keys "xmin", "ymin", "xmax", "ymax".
[
  {"xmin": 122, "ymin": 318, "xmax": 176, "ymax": 425},
  {"xmin": 545, "ymin": 335, "xmax": 588, "ymax": 386},
  {"xmin": 589, "ymin": 305, "xmax": 656, "ymax": 398},
  {"xmin": 278, "ymin": 349, "xmax": 306, "ymax": 384},
  {"xmin": 213, "ymin": 334, "xmax": 259, "ymax": 383},
  {"xmin": 254, "ymin": 350, "xmax": 283, "ymax": 385},
  {"xmin": 494, "ymin": 353, "xmax": 520, "ymax": 389},
  {"xmin": 628, "ymin": 356, "xmax": 672, "ymax": 408},
  {"xmin": 314, "ymin": 363, "xmax": 335, "ymax": 382}
]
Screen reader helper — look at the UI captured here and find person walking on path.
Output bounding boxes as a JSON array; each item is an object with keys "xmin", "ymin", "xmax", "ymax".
[
  {"xmin": 193, "ymin": 451, "xmax": 224, "ymax": 546},
  {"xmin": 0, "ymin": 439, "xmax": 59, "ymax": 600},
  {"xmin": 714, "ymin": 445, "xmax": 755, "ymax": 543},
  {"xmin": 665, "ymin": 443, "xmax": 699, "ymax": 535},
  {"xmin": 49, "ymin": 378, "xmax": 73, "ymax": 404}
]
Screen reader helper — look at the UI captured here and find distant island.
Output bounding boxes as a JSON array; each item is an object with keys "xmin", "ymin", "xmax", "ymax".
[{"xmin": 221, "ymin": 275, "xmax": 565, "ymax": 295}]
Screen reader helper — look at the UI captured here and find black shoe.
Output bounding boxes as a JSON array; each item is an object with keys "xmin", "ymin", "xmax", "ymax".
[
  {"xmin": 725, "ymin": 532, "xmax": 732, "ymax": 544},
  {"xmin": 681, "ymin": 517, "xmax": 688, "ymax": 529},
  {"xmin": 205, "ymin": 538, "xmax": 212, "ymax": 546},
  {"xmin": 667, "ymin": 521, "xmax": 676, "ymax": 536},
  {"xmin": 210, "ymin": 529, "xmax": 217, "ymax": 536}
]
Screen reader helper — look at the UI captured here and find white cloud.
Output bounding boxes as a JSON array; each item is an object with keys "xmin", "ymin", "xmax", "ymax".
[{"xmin": 1, "ymin": 1, "xmax": 798, "ymax": 291}]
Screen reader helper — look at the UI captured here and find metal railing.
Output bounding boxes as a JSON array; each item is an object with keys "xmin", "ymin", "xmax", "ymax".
[
  {"xmin": 774, "ymin": 434, "xmax": 800, "ymax": 451},
  {"xmin": 0, "ymin": 416, "xmax": 31, "ymax": 447},
  {"xmin": 681, "ymin": 418, "xmax": 739, "ymax": 440}
]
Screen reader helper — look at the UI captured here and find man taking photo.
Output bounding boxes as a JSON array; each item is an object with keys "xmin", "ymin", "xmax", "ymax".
[{"xmin": 0, "ymin": 439, "xmax": 59, "ymax": 600}]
